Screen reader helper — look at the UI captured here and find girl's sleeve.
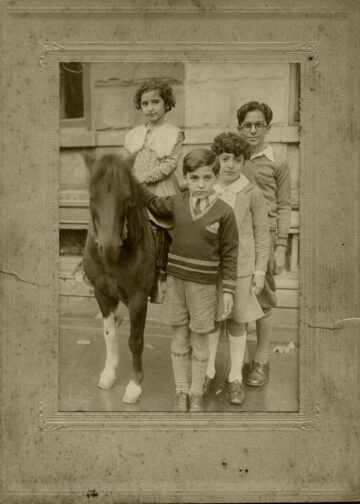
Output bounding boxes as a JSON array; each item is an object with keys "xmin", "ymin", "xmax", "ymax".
[
  {"xmin": 251, "ymin": 189, "xmax": 270, "ymax": 273},
  {"xmin": 142, "ymin": 131, "xmax": 184, "ymax": 185},
  {"xmin": 141, "ymin": 186, "xmax": 175, "ymax": 217},
  {"xmin": 275, "ymin": 159, "xmax": 292, "ymax": 247},
  {"xmin": 219, "ymin": 209, "xmax": 238, "ymax": 295}
]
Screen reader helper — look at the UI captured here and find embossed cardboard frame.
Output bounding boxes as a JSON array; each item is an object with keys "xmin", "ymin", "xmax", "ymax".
[
  {"xmin": 2, "ymin": 2, "xmax": 359, "ymax": 502},
  {"xmin": 38, "ymin": 42, "xmax": 317, "ymax": 431}
]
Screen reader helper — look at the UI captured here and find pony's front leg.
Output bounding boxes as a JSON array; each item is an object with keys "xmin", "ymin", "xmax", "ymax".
[
  {"xmin": 122, "ymin": 291, "xmax": 148, "ymax": 404},
  {"xmin": 97, "ymin": 310, "xmax": 122, "ymax": 390}
]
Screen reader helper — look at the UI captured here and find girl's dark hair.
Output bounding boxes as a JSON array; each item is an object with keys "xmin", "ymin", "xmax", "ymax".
[
  {"xmin": 236, "ymin": 101, "xmax": 273, "ymax": 125},
  {"xmin": 211, "ymin": 132, "xmax": 251, "ymax": 160},
  {"xmin": 183, "ymin": 148, "xmax": 219, "ymax": 177},
  {"xmin": 133, "ymin": 80, "xmax": 176, "ymax": 112}
]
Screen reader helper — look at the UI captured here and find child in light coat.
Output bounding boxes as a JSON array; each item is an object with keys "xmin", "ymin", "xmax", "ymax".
[{"xmin": 204, "ymin": 132, "xmax": 269, "ymax": 405}]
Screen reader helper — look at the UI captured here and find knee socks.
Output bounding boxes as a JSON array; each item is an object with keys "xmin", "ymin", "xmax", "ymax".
[
  {"xmin": 254, "ymin": 309, "xmax": 272, "ymax": 364},
  {"xmin": 171, "ymin": 338, "xmax": 191, "ymax": 394},
  {"xmin": 205, "ymin": 328, "xmax": 219, "ymax": 379},
  {"xmin": 190, "ymin": 332, "xmax": 209, "ymax": 395},
  {"xmin": 228, "ymin": 331, "xmax": 247, "ymax": 383}
]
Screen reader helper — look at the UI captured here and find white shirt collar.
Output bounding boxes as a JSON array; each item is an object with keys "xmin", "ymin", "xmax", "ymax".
[
  {"xmin": 250, "ymin": 144, "xmax": 275, "ymax": 162},
  {"xmin": 191, "ymin": 192, "xmax": 217, "ymax": 212},
  {"xmin": 214, "ymin": 175, "xmax": 249, "ymax": 209},
  {"xmin": 224, "ymin": 175, "xmax": 250, "ymax": 194}
]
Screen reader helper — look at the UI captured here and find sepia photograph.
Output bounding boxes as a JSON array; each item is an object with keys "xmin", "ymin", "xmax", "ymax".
[
  {"xmin": 1, "ymin": 1, "xmax": 359, "ymax": 503},
  {"xmin": 58, "ymin": 61, "xmax": 300, "ymax": 414}
]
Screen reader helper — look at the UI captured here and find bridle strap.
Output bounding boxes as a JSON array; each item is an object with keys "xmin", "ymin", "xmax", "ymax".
[{"xmin": 89, "ymin": 203, "xmax": 132, "ymax": 245}]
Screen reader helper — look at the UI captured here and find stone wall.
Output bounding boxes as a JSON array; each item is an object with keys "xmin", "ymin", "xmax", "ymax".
[{"xmin": 60, "ymin": 61, "xmax": 300, "ymax": 210}]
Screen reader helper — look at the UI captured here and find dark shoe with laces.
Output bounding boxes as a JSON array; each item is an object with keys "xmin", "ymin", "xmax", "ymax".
[
  {"xmin": 228, "ymin": 380, "xmax": 246, "ymax": 405},
  {"xmin": 189, "ymin": 393, "xmax": 204, "ymax": 412},
  {"xmin": 203, "ymin": 374, "xmax": 216, "ymax": 395},
  {"xmin": 173, "ymin": 391, "xmax": 189, "ymax": 412},
  {"xmin": 245, "ymin": 361, "xmax": 269, "ymax": 387}
]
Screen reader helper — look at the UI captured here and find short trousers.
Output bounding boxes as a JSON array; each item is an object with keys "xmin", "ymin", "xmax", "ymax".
[
  {"xmin": 215, "ymin": 275, "xmax": 264, "ymax": 324},
  {"xmin": 256, "ymin": 230, "xmax": 277, "ymax": 309},
  {"xmin": 163, "ymin": 275, "xmax": 216, "ymax": 334}
]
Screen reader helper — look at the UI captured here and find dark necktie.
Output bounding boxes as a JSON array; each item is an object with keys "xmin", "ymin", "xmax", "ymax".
[{"xmin": 194, "ymin": 198, "xmax": 202, "ymax": 215}]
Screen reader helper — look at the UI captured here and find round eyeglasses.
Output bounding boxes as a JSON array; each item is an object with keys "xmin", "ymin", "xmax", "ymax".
[{"xmin": 240, "ymin": 122, "xmax": 267, "ymax": 132}]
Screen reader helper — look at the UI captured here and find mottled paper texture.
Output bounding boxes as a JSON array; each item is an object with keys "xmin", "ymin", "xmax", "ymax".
[{"xmin": 0, "ymin": 1, "xmax": 359, "ymax": 502}]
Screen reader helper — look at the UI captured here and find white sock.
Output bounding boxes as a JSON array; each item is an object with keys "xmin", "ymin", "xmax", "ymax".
[
  {"xmin": 228, "ymin": 332, "xmax": 247, "ymax": 383},
  {"xmin": 206, "ymin": 329, "xmax": 219, "ymax": 379},
  {"xmin": 244, "ymin": 340, "xmax": 250, "ymax": 364}
]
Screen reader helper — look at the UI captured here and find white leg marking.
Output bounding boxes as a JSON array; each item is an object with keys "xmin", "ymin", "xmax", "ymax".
[
  {"xmin": 122, "ymin": 380, "xmax": 142, "ymax": 404},
  {"xmin": 97, "ymin": 312, "xmax": 119, "ymax": 390},
  {"xmin": 115, "ymin": 301, "xmax": 128, "ymax": 324}
]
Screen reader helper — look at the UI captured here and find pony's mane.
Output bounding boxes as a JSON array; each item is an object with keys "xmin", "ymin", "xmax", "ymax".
[
  {"xmin": 89, "ymin": 153, "xmax": 145, "ymax": 247},
  {"xmin": 89, "ymin": 154, "xmax": 142, "ymax": 206}
]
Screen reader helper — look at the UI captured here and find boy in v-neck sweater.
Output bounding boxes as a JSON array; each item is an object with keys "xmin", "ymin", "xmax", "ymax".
[{"xmin": 142, "ymin": 148, "xmax": 238, "ymax": 413}]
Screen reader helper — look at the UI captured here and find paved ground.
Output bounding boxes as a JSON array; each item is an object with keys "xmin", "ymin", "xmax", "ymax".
[{"xmin": 59, "ymin": 295, "xmax": 299, "ymax": 413}]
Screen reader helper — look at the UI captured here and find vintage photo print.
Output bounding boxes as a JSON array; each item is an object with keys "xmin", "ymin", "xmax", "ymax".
[
  {"xmin": 1, "ymin": 2, "xmax": 359, "ymax": 502},
  {"xmin": 58, "ymin": 61, "xmax": 300, "ymax": 414}
]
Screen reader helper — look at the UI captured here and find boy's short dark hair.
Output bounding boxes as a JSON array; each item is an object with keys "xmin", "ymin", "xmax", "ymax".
[
  {"xmin": 133, "ymin": 80, "xmax": 176, "ymax": 112},
  {"xmin": 183, "ymin": 148, "xmax": 220, "ymax": 177},
  {"xmin": 211, "ymin": 132, "xmax": 251, "ymax": 160},
  {"xmin": 236, "ymin": 101, "xmax": 273, "ymax": 126}
]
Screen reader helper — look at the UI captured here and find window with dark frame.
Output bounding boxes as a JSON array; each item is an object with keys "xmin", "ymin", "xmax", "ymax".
[{"xmin": 60, "ymin": 62, "xmax": 89, "ymax": 128}]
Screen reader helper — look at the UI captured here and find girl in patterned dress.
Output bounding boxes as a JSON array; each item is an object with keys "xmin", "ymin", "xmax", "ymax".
[
  {"xmin": 124, "ymin": 79, "xmax": 184, "ymax": 228},
  {"xmin": 125, "ymin": 80, "xmax": 184, "ymax": 301}
]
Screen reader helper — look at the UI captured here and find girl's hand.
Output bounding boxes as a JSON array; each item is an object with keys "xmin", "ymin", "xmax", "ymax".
[
  {"xmin": 222, "ymin": 293, "xmax": 234, "ymax": 319},
  {"xmin": 252, "ymin": 274, "xmax": 265, "ymax": 296},
  {"xmin": 274, "ymin": 246, "xmax": 286, "ymax": 275}
]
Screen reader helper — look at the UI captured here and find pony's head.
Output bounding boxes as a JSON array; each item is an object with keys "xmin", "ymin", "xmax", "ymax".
[{"xmin": 84, "ymin": 152, "xmax": 143, "ymax": 263}]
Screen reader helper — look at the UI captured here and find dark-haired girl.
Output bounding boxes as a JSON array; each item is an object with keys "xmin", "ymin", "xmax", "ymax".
[{"xmin": 125, "ymin": 80, "xmax": 184, "ymax": 228}]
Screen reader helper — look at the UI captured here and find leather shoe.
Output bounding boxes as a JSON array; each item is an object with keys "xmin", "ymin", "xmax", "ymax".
[
  {"xmin": 245, "ymin": 361, "xmax": 269, "ymax": 387},
  {"xmin": 203, "ymin": 374, "xmax": 216, "ymax": 395},
  {"xmin": 189, "ymin": 393, "xmax": 204, "ymax": 412},
  {"xmin": 173, "ymin": 391, "xmax": 189, "ymax": 412},
  {"xmin": 228, "ymin": 380, "xmax": 246, "ymax": 405}
]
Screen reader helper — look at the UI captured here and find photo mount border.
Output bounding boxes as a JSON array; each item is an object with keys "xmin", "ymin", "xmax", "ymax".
[{"xmin": 41, "ymin": 41, "xmax": 319, "ymax": 431}]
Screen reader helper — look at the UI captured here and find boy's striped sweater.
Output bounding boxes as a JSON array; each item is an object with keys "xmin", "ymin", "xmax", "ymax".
[{"xmin": 144, "ymin": 191, "xmax": 238, "ymax": 294}]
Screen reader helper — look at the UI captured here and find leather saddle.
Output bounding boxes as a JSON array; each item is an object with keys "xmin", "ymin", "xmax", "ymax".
[{"xmin": 150, "ymin": 222, "xmax": 171, "ymax": 272}]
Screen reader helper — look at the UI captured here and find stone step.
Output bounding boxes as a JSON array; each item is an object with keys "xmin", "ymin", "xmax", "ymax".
[{"xmin": 59, "ymin": 255, "xmax": 300, "ymax": 309}]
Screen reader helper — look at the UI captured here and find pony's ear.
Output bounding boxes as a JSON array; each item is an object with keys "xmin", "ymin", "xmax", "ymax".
[{"xmin": 82, "ymin": 150, "xmax": 96, "ymax": 172}]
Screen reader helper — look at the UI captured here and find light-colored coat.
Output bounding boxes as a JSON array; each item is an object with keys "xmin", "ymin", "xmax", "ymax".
[{"xmin": 215, "ymin": 176, "xmax": 270, "ymax": 277}]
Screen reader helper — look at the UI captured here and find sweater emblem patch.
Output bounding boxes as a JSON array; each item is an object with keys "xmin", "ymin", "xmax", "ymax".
[{"xmin": 206, "ymin": 222, "xmax": 220, "ymax": 234}]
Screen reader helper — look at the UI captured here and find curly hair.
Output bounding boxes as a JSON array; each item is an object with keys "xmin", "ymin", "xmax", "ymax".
[
  {"xmin": 133, "ymin": 80, "xmax": 176, "ymax": 112},
  {"xmin": 236, "ymin": 101, "xmax": 273, "ymax": 126},
  {"xmin": 211, "ymin": 132, "xmax": 251, "ymax": 160}
]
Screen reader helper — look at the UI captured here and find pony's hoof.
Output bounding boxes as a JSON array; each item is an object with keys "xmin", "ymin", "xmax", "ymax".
[
  {"xmin": 97, "ymin": 376, "xmax": 115, "ymax": 390},
  {"xmin": 122, "ymin": 380, "xmax": 142, "ymax": 404}
]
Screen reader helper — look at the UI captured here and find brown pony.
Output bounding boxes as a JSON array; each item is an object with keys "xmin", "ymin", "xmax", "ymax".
[{"xmin": 83, "ymin": 153, "xmax": 157, "ymax": 403}]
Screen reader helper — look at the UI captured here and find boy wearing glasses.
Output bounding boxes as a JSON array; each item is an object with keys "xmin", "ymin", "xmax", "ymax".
[{"xmin": 237, "ymin": 101, "xmax": 291, "ymax": 388}]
